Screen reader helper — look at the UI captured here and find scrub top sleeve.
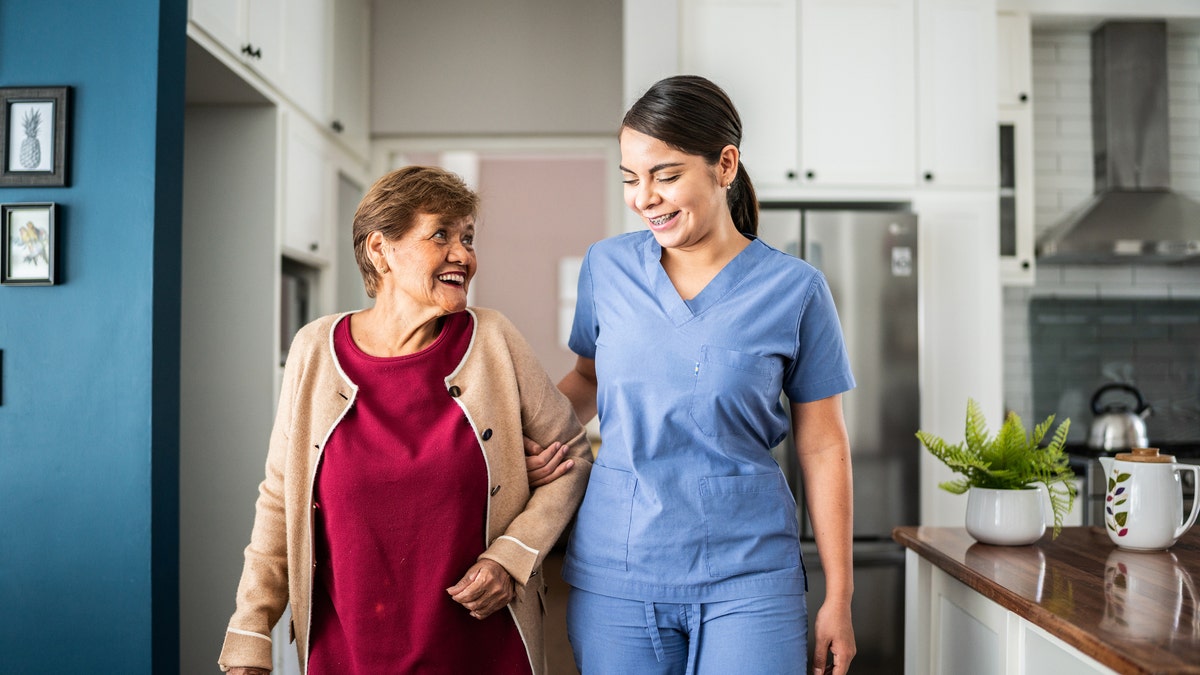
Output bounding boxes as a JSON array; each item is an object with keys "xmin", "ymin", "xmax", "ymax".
[
  {"xmin": 567, "ymin": 247, "xmax": 599, "ymax": 359},
  {"xmin": 784, "ymin": 273, "xmax": 856, "ymax": 403}
]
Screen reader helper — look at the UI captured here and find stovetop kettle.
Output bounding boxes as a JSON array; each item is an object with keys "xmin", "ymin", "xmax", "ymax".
[{"xmin": 1087, "ymin": 383, "xmax": 1150, "ymax": 451}]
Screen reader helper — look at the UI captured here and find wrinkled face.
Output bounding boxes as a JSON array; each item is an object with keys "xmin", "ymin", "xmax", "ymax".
[
  {"xmin": 379, "ymin": 212, "xmax": 476, "ymax": 315},
  {"xmin": 619, "ymin": 127, "xmax": 732, "ymax": 251}
]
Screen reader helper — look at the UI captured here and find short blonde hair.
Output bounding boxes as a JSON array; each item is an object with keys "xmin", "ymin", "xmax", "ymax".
[{"xmin": 353, "ymin": 166, "xmax": 479, "ymax": 298}]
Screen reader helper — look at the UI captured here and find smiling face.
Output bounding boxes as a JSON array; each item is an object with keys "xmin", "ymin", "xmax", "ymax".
[
  {"xmin": 619, "ymin": 127, "xmax": 738, "ymax": 251},
  {"xmin": 375, "ymin": 211, "xmax": 477, "ymax": 316}
]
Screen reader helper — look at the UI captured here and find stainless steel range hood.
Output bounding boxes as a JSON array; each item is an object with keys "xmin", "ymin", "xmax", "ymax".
[{"xmin": 1036, "ymin": 21, "xmax": 1200, "ymax": 264}]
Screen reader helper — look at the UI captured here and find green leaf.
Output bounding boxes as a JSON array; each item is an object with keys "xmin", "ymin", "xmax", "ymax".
[{"xmin": 1115, "ymin": 512, "xmax": 1128, "ymax": 526}]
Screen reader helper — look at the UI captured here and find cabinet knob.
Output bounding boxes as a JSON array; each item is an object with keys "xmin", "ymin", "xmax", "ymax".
[
  {"xmin": 786, "ymin": 170, "xmax": 797, "ymax": 180},
  {"xmin": 805, "ymin": 170, "xmax": 815, "ymax": 180},
  {"xmin": 309, "ymin": 242, "xmax": 319, "ymax": 252},
  {"xmin": 331, "ymin": 120, "xmax": 344, "ymax": 133},
  {"xmin": 1019, "ymin": 92, "xmax": 1029, "ymax": 103},
  {"xmin": 923, "ymin": 171, "xmax": 934, "ymax": 182},
  {"xmin": 1021, "ymin": 260, "xmax": 1030, "ymax": 270}
]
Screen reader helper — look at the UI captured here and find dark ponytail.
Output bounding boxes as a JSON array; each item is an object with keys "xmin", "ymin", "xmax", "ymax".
[{"xmin": 622, "ymin": 75, "xmax": 758, "ymax": 237}]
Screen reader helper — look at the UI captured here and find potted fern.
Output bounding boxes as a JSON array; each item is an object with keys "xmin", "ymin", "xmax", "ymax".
[{"xmin": 916, "ymin": 399, "xmax": 1076, "ymax": 544}]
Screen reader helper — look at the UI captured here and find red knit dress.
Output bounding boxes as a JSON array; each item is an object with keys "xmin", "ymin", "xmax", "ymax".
[{"xmin": 307, "ymin": 312, "xmax": 532, "ymax": 674}]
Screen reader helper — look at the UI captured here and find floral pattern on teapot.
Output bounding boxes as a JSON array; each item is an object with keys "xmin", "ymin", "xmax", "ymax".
[{"xmin": 1105, "ymin": 469, "xmax": 1132, "ymax": 538}]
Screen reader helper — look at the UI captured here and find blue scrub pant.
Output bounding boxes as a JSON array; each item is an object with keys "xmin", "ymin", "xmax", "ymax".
[{"xmin": 566, "ymin": 587, "xmax": 808, "ymax": 675}]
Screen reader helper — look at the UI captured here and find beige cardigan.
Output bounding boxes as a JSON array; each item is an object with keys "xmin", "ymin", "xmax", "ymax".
[{"xmin": 218, "ymin": 308, "xmax": 592, "ymax": 674}]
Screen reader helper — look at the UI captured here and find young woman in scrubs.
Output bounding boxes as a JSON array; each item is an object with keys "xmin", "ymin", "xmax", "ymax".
[{"xmin": 555, "ymin": 75, "xmax": 858, "ymax": 675}]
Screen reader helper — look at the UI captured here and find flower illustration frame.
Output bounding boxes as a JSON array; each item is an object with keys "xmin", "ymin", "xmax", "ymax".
[
  {"xmin": 0, "ymin": 87, "xmax": 71, "ymax": 187},
  {"xmin": 1, "ymin": 202, "xmax": 57, "ymax": 285}
]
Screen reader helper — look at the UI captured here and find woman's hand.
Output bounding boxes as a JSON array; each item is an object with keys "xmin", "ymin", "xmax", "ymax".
[
  {"xmin": 446, "ymin": 558, "xmax": 517, "ymax": 620},
  {"xmin": 811, "ymin": 599, "xmax": 856, "ymax": 675},
  {"xmin": 524, "ymin": 437, "xmax": 575, "ymax": 487},
  {"xmin": 227, "ymin": 669, "xmax": 270, "ymax": 675}
]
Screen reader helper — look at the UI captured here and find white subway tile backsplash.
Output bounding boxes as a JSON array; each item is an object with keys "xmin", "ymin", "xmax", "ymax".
[
  {"xmin": 1103, "ymin": 284, "xmax": 1172, "ymax": 298},
  {"xmin": 1060, "ymin": 265, "xmax": 1135, "ymax": 285},
  {"xmin": 1057, "ymin": 81, "xmax": 1090, "ymax": 101},
  {"xmin": 1132, "ymin": 265, "xmax": 1200, "ymax": 284},
  {"xmin": 1169, "ymin": 285, "xmax": 1200, "ymax": 298}
]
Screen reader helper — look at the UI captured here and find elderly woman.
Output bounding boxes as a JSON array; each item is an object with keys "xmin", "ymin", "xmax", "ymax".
[{"xmin": 219, "ymin": 166, "xmax": 592, "ymax": 674}]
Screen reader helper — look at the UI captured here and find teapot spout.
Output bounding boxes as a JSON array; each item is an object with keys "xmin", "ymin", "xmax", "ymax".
[{"xmin": 1099, "ymin": 456, "xmax": 1114, "ymax": 475}]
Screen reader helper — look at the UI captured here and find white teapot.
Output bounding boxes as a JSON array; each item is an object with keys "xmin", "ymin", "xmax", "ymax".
[{"xmin": 1101, "ymin": 447, "xmax": 1200, "ymax": 550}]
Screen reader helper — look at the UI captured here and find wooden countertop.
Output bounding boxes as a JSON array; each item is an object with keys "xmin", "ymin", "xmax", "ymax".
[{"xmin": 893, "ymin": 526, "xmax": 1200, "ymax": 674}]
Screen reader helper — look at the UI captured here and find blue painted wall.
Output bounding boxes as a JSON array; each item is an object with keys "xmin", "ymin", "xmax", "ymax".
[{"xmin": 0, "ymin": 1, "xmax": 185, "ymax": 672}]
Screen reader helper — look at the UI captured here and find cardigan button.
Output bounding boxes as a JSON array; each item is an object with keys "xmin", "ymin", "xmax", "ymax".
[
  {"xmin": 482, "ymin": 428, "xmax": 493, "ymax": 440},
  {"xmin": 448, "ymin": 385, "xmax": 462, "ymax": 397}
]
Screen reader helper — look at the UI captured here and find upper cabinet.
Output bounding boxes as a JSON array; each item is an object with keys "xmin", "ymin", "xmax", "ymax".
[
  {"xmin": 328, "ymin": 0, "xmax": 371, "ymax": 158},
  {"xmin": 996, "ymin": 10, "xmax": 1033, "ymax": 110},
  {"xmin": 996, "ymin": 10, "xmax": 1036, "ymax": 284},
  {"xmin": 191, "ymin": 0, "xmax": 287, "ymax": 88},
  {"xmin": 916, "ymin": 0, "xmax": 997, "ymax": 189},
  {"xmin": 678, "ymin": 0, "xmax": 995, "ymax": 193},
  {"xmin": 190, "ymin": 0, "xmax": 370, "ymax": 160},
  {"xmin": 679, "ymin": 0, "xmax": 799, "ymax": 188},
  {"xmin": 799, "ymin": 0, "xmax": 916, "ymax": 188}
]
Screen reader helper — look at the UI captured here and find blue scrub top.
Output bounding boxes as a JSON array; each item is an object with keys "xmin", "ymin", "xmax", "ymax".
[{"xmin": 561, "ymin": 232, "xmax": 855, "ymax": 603}]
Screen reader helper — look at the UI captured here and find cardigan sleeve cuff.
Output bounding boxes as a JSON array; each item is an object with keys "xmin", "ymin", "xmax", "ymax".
[
  {"xmin": 218, "ymin": 628, "xmax": 274, "ymax": 672},
  {"xmin": 479, "ymin": 534, "xmax": 540, "ymax": 585}
]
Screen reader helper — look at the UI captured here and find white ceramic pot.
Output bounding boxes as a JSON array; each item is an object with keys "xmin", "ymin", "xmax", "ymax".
[{"xmin": 965, "ymin": 486, "xmax": 1048, "ymax": 546}]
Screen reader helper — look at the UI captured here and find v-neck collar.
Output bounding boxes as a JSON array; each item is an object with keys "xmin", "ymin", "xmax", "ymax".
[{"xmin": 641, "ymin": 235, "xmax": 763, "ymax": 326}]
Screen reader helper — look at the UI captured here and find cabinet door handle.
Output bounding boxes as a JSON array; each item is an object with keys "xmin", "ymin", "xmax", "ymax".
[
  {"xmin": 242, "ymin": 44, "xmax": 262, "ymax": 60},
  {"xmin": 331, "ymin": 120, "xmax": 344, "ymax": 133},
  {"xmin": 310, "ymin": 242, "xmax": 319, "ymax": 252},
  {"xmin": 923, "ymin": 171, "xmax": 934, "ymax": 182},
  {"xmin": 805, "ymin": 170, "xmax": 815, "ymax": 180},
  {"xmin": 1019, "ymin": 92, "xmax": 1029, "ymax": 103},
  {"xmin": 786, "ymin": 170, "xmax": 797, "ymax": 180}
]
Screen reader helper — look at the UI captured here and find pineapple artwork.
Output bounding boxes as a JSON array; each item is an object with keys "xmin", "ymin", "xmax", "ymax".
[
  {"xmin": 5, "ymin": 100, "xmax": 55, "ymax": 173},
  {"xmin": 19, "ymin": 108, "xmax": 41, "ymax": 169}
]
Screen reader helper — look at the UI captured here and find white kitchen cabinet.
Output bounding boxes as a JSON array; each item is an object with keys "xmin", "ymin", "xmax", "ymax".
[
  {"xmin": 328, "ymin": 0, "xmax": 371, "ymax": 158},
  {"xmin": 679, "ymin": 0, "xmax": 798, "ymax": 187},
  {"xmin": 996, "ymin": 10, "xmax": 1033, "ymax": 110},
  {"xmin": 916, "ymin": 0, "xmax": 997, "ymax": 189},
  {"xmin": 190, "ymin": 0, "xmax": 334, "ymax": 127},
  {"xmin": 906, "ymin": 552, "xmax": 1112, "ymax": 674},
  {"xmin": 282, "ymin": 113, "xmax": 332, "ymax": 261},
  {"xmin": 799, "ymin": 0, "xmax": 916, "ymax": 188},
  {"xmin": 998, "ymin": 106, "xmax": 1036, "ymax": 284},
  {"xmin": 190, "ymin": 0, "xmax": 286, "ymax": 87},
  {"xmin": 678, "ymin": 0, "xmax": 916, "ymax": 189},
  {"xmin": 281, "ymin": 0, "xmax": 329, "ymax": 124},
  {"xmin": 680, "ymin": 0, "xmax": 994, "ymax": 191},
  {"xmin": 996, "ymin": 9, "xmax": 1035, "ymax": 284}
]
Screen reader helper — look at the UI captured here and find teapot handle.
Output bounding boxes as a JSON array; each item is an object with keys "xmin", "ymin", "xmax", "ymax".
[
  {"xmin": 1175, "ymin": 465, "xmax": 1200, "ymax": 540},
  {"xmin": 1090, "ymin": 382, "xmax": 1147, "ymax": 415}
]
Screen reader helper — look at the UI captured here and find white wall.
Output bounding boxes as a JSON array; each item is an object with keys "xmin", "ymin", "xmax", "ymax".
[{"xmin": 369, "ymin": 0, "xmax": 622, "ymax": 135}]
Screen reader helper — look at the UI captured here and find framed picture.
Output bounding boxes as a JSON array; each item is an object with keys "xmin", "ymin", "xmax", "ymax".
[
  {"xmin": 1, "ymin": 202, "xmax": 57, "ymax": 285},
  {"xmin": 0, "ymin": 87, "xmax": 71, "ymax": 187}
]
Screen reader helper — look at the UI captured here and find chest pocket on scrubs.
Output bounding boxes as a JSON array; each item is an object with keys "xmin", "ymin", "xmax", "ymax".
[
  {"xmin": 699, "ymin": 472, "xmax": 800, "ymax": 578},
  {"xmin": 568, "ymin": 464, "xmax": 637, "ymax": 570},
  {"xmin": 690, "ymin": 345, "xmax": 778, "ymax": 438}
]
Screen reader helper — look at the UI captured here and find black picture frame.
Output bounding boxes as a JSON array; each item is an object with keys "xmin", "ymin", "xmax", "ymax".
[
  {"xmin": 1, "ymin": 202, "xmax": 57, "ymax": 285},
  {"xmin": 0, "ymin": 87, "xmax": 71, "ymax": 187}
]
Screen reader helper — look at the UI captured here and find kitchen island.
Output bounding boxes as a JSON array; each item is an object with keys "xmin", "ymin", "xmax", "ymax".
[{"xmin": 893, "ymin": 526, "xmax": 1200, "ymax": 674}]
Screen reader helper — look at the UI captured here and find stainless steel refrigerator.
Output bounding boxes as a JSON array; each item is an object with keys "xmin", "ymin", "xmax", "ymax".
[{"xmin": 759, "ymin": 207, "xmax": 919, "ymax": 674}]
